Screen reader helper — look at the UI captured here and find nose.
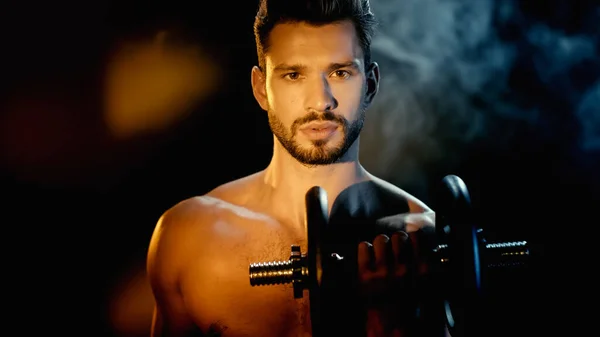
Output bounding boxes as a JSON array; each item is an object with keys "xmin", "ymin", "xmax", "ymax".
[{"xmin": 305, "ymin": 75, "xmax": 338, "ymax": 112}]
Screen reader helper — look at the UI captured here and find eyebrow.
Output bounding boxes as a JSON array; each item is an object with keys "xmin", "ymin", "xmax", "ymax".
[{"xmin": 272, "ymin": 61, "xmax": 360, "ymax": 73}]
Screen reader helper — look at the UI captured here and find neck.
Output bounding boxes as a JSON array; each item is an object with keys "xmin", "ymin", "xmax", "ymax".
[{"xmin": 262, "ymin": 137, "xmax": 370, "ymax": 226}]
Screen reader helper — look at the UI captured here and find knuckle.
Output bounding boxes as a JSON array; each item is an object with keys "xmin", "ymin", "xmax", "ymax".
[
  {"xmin": 359, "ymin": 271, "xmax": 374, "ymax": 284},
  {"xmin": 373, "ymin": 268, "xmax": 389, "ymax": 279},
  {"xmin": 373, "ymin": 234, "xmax": 389, "ymax": 245},
  {"xmin": 394, "ymin": 265, "xmax": 408, "ymax": 278}
]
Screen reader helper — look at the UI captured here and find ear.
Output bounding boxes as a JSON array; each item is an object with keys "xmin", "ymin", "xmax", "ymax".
[
  {"xmin": 251, "ymin": 66, "xmax": 269, "ymax": 111},
  {"xmin": 363, "ymin": 61, "xmax": 380, "ymax": 106}
]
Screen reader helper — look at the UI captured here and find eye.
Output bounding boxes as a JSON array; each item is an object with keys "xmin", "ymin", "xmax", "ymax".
[
  {"xmin": 333, "ymin": 70, "xmax": 351, "ymax": 79},
  {"xmin": 283, "ymin": 72, "xmax": 300, "ymax": 80}
]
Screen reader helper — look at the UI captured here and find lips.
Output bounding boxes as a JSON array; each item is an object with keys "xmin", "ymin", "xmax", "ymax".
[
  {"xmin": 299, "ymin": 121, "xmax": 339, "ymax": 139},
  {"xmin": 300, "ymin": 121, "xmax": 338, "ymax": 131}
]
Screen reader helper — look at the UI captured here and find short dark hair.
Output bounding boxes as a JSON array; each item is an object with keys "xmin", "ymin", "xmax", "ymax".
[{"xmin": 253, "ymin": 0, "xmax": 378, "ymax": 71}]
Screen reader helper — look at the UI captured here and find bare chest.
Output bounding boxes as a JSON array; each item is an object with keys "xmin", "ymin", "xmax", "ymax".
[{"xmin": 180, "ymin": 223, "xmax": 313, "ymax": 337}]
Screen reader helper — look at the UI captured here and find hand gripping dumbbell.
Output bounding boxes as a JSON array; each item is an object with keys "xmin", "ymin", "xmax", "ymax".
[{"xmin": 248, "ymin": 175, "xmax": 530, "ymax": 336}]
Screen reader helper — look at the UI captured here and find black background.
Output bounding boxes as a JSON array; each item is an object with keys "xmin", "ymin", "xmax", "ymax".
[{"xmin": 1, "ymin": 0, "xmax": 598, "ymax": 336}]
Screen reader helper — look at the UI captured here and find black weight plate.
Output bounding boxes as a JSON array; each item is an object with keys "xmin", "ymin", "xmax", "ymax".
[
  {"xmin": 305, "ymin": 186, "xmax": 328, "ymax": 337},
  {"xmin": 437, "ymin": 175, "xmax": 483, "ymax": 337}
]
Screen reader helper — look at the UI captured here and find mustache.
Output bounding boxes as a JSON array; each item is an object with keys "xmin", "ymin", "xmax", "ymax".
[{"xmin": 292, "ymin": 111, "xmax": 345, "ymax": 129}]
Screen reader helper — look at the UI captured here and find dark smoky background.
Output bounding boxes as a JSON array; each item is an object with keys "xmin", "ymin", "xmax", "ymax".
[{"xmin": 1, "ymin": 0, "xmax": 597, "ymax": 336}]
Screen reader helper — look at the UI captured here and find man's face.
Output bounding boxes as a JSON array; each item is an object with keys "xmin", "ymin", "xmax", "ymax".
[{"xmin": 256, "ymin": 21, "xmax": 377, "ymax": 165}]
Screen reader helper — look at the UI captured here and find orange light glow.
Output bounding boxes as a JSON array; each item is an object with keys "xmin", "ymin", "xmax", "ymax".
[{"xmin": 103, "ymin": 31, "xmax": 221, "ymax": 139}]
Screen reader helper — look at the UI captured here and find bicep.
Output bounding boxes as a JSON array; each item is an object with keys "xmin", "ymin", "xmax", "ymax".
[
  {"xmin": 150, "ymin": 290, "xmax": 199, "ymax": 337},
  {"xmin": 147, "ymin": 210, "xmax": 204, "ymax": 337}
]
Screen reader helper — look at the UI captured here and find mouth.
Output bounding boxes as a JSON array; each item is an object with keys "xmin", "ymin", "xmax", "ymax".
[
  {"xmin": 300, "ymin": 121, "xmax": 338, "ymax": 131},
  {"xmin": 299, "ymin": 121, "xmax": 339, "ymax": 139}
]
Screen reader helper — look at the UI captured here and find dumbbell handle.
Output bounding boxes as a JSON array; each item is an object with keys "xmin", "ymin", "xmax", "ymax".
[
  {"xmin": 435, "ymin": 240, "xmax": 529, "ymax": 268},
  {"xmin": 249, "ymin": 240, "xmax": 529, "ymax": 287},
  {"xmin": 249, "ymin": 259, "xmax": 302, "ymax": 285},
  {"xmin": 249, "ymin": 245, "xmax": 309, "ymax": 298}
]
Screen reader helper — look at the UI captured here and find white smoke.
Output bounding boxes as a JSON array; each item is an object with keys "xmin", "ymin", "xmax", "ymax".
[{"xmin": 359, "ymin": 0, "xmax": 599, "ymax": 192}]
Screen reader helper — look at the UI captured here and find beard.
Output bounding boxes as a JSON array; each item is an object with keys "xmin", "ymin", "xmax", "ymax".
[{"xmin": 268, "ymin": 108, "xmax": 365, "ymax": 166}]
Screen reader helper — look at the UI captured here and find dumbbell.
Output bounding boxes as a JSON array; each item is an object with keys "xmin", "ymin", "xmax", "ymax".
[
  {"xmin": 248, "ymin": 175, "xmax": 530, "ymax": 336},
  {"xmin": 433, "ymin": 175, "xmax": 530, "ymax": 336},
  {"xmin": 248, "ymin": 185, "xmax": 329, "ymax": 335}
]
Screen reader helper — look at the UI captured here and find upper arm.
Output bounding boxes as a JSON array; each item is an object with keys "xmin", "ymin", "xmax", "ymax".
[{"xmin": 146, "ymin": 200, "xmax": 207, "ymax": 337}]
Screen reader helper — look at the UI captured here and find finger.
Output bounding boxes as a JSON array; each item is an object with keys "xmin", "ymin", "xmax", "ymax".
[
  {"xmin": 404, "ymin": 213, "xmax": 435, "ymax": 264},
  {"xmin": 391, "ymin": 231, "xmax": 413, "ymax": 279},
  {"xmin": 372, "ymin": 234, "xmax": 390, "ymax": 272},
  {"xmin": 358, "ymin": 241, "xmax": 374, "ymax": 275},
  {"xmin": 390, "ymin": 231, "xmax": 409, "ymax": 265},
  {"xmin": 407, "ymin": 227, "xmax": 436, "ymax": 276},
  {"xmin": 408, "ymin": 231, "xmax": 420, "ymax": 261}
]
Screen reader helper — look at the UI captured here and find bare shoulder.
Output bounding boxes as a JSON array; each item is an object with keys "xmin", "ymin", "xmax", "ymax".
[
  {"xmin": 145, "ymin": 186, "xmax": 284, "ymax": 336},
  {"xmin": 147, "ymin": 170, "xmax": 272, "ymax": 270},
  {"xmin": 365, "ymin": 174, "xmax": 435, "ymax": 233},
  {"xmin": 366, "ymin": 174, "xmax": 432, "ymax": 213},
  {"xmin": 148, "ymin": 171, "xmax": 270, "ymax": 255},
  {"xmin": 146, "ymin": 196, "xmax": 221, "ymax": 278},
  {"xmin": 147, "ymin": 186, "xmax": 278, "ymax": 290},
  {"xmin": 204, "ymin": 170, "xmax": 265, "ymax": 206}
]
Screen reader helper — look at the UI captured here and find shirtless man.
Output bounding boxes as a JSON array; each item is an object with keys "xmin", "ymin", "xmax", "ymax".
[{"xmin": 147, "ymin": 0, "xmax": 445, "ymax": 336}]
